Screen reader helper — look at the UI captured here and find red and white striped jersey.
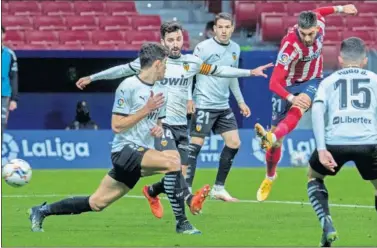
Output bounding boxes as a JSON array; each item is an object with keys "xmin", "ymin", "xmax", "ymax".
[
  {"xmin": 269, "ymin": 6, "xmax": 336, "ymax": 99},
  {"xmin": 277, "ymin": 13, "xmax": 325, "ymax": 85}
]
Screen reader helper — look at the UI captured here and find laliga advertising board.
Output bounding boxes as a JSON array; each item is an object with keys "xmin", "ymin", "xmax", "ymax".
[{"xmin": 1, "ymin": 130, "xmax": 327, "ymax": 169}]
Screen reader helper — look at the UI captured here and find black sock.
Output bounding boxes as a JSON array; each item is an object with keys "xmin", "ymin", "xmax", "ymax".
[
  {"xmin": 375, "ymin": 195, "xmax": 377, "ymax": 212},
  {"xmin": 163, "ymin": 171, "xmax": 187, "ymax": 223},
  {"xmin": 186, "ymin": 144, "xmax": 202, "ymax": 187},
  {"xmin": 148, "ymin": 178, "xmax": 165, "ymax": 198},
  {"xmin": 307, "ymin": 179, "xmax": 331, "ymax": 229},
  {"xmin": 215, "ymin": 146, "xmax": 239, "ymax": 186},
  {"xmin": 180, "ymin": 171, "xmax": 193, "ymax": 206},
  {"xmin": 40, "ymin": 196, "xmax": 92, "ymax": 216}
]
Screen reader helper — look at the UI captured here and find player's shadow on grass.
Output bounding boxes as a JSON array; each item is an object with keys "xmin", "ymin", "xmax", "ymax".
[{"xmin": 44, "ymin": 111, "xmax": 65, "ymax": 129}]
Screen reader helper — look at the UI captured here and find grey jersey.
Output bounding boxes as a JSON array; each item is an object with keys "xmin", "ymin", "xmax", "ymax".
[
  {"xmin": 111, "ymin": 75, "xmax": 167, "ymax": 152},
  {"xmin": 91, "ymin": 53, "xmax": 250, "ymax": 126},
  {"xmin": 193, "ymin": 38, "xmax": 243, "ymax": 109},
  {"xmin": 314, "ymin": 68, "xmax": 377, "ymax": 145}
]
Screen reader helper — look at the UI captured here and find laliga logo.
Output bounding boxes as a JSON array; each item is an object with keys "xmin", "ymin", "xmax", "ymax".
[
  {"xmin": 2, "ymin": 133, "xmax": 20, "ymax": 165},
  {"xmin": 1, "ymin": 133, "xmax": 90, "ymax": 163},
  {"xmin": 251, "ymin": 137, "xmax": 284, "ymax": 164}
]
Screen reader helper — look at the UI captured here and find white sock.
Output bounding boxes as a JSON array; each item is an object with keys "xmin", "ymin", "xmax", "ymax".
[{"xmin": 214, "ymin": 184, "xmax": 224, "ymax": 191}]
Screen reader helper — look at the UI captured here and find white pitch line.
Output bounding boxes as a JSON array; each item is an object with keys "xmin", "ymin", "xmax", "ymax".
[{"xmin": 2, "ymin": 194, "xmax": 373, "ymax": 209}]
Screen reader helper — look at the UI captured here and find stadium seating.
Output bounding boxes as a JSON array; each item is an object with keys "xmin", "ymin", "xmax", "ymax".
[
  {"xmin": 59, "ymin": 30, "xmax": 92, "ymax": 45},
  {"xmin": 2, "ymin": 16, "xmax": 34, "ymax": 31},
  {"xmin": 8, "ymin": 1, "xmax": 41, "ymax": 16},
  {"xmin": 33, "ymin": 16, "xmax": 67, "ymax": 31},
  {"xmin": 26, "ymin": 31, "xmax": 59, "ymax": 45},
  {"xmin": 261, "ymin": 13, "xmax": 286, "ymax": 42},
  {"xmin": 132, "ymin": 15, "xmax": 162, "ymax": 31},
  {"xmin": 41, "ymin": 1, "xmax": 75, "ymax": 16},
  {"xmin": 126, "ymin": 31, "xmax": 160, "ymax": 45},
  {"xmin": 73, "ymin": 1, "xmax": 106, "ymax": 16},
  {"xmin": 1, "ymin": 0, "xmax": 178, "ymax": 51},
  {"xmin": 105, "ymin": 1, "xmax": 137, "ymax": 16},
  {"xmin": 5, "ymin": 31, "xmax": 25, "ymax": 45},
  {"xmin": 98, "ymin": 16, "xmax": 132, "ymax": 31},
  {"xmin": 65, "ymin": 16, "xmax": 98, "ymax": 31},
  {"xmin": 91, "ymin": 31, "xmax": 126, "ymax": 45},
  {"xmin": 322, "ymin": 41, "xmax": 340, "ymax": 70}
]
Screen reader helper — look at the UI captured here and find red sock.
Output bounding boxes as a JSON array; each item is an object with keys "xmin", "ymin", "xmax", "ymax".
[
  {"xmin": 266, "ymin": 146, "xmax": 281, "ymax": 177},
  {"xmin": 274, "ymin": 107, "xmax": 303, "ymax": 140}
]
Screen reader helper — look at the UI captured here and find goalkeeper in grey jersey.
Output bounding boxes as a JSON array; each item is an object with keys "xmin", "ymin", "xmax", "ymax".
[
  {"xmin": 76, "ymin": 21, "xmax": 272, "ymax": 217},
  {"xmin": 186, "ymin": 13, "xmax": 254, "ymax": 201}
]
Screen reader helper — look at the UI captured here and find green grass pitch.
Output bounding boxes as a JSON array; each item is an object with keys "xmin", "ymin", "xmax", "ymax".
[{"xmin": 2, "ymin": 167, "xmax": 376, "ymax": 247}]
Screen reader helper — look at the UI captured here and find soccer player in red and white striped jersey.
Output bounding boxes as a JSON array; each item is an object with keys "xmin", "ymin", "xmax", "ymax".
[{"xmin": 254, "ymin": 4, "xmax": 358, "ymax": 202}]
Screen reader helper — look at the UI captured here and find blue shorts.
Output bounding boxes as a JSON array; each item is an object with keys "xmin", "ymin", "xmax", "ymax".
[{"xmin": 271, "ymin": 78, "xmax": 320, "ymax": 126}]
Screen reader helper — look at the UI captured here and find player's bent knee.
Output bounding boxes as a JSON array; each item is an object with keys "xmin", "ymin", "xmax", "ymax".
[
  {"xmin": 226, "ymin": 137, "xmax": 241, "ymax": 149},
  {"xmin": 307, "ymin": 167, "xmax": 325, "ymax": 180},
  {"xmin": 191, "ymin": 136, "xmax": 205, "ymax": 146},
  {"xmin": 164, "ymin": 156, "xmax": 181, "ymax": 172},
  {"xmin": 88, "ymin": 196, "xmax": 108, "ymax": 212}
]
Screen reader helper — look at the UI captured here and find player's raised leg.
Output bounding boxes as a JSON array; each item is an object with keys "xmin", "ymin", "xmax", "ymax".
[
  {"xmin": 209, "ymin": 129, "xmax": 240, "ymax": 201},
  {"xmin": 141, "ymin": 148, "xmax": 201, "ymax": 234},
  {"xmin": 28, "ymin": 174, "xmax": 130, "ymax": 232},
  {"xmin": 255, "ymin": 126, "xmax": 284, "ymax": 202}
]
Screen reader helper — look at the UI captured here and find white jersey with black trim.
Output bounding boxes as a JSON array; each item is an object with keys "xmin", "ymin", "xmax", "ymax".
[
  {"xmin": 91, "ymin": 53, "xmax": 250, "ymax": 126},
  {"xmin": 313, "ymin": 68, "xmax": 377, "ymax": 145},
  {"xmin": 193, "ymin": 38, "xmax": 242, "ymax": 109},
  {"xmin": 111, "ymin": 75, "xmax": 167, "ymax": 152}
]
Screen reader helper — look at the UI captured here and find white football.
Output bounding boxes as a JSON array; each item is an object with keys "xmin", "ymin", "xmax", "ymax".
[
  {"xmin": 290, "ymin": 151, "xmax": 309, "ymax": 167},
  {"xmin": 2, "ymin": 159, "xmax": 32, "ymax": 187}
]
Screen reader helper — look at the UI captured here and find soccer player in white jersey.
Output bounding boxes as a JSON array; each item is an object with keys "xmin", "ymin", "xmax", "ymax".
[
  {"xmin": 28, "ymin": 43, "xmax": 203, "ymax": 235},
  {"xmin": 308, "ymin": 37, "xmax": 377, "ymax": 247},
  {"xmin": 76, "ymin": 21, "xmax": 272, "ymax": 216},
  {"xmin": 185, "ymin": 13, "xmax": 252, "ymax": 201}
]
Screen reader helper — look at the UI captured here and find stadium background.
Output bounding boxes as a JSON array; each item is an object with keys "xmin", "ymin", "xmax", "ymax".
[
  {"xmin": 2, "ymin": 1, "xmax": 377, "ymax": 247},
  {"xmin": 2, "ymin": 0, "xmax": 377, "ymax": 169}
]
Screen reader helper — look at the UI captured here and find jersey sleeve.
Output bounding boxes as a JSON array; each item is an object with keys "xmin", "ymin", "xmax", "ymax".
[
  {"xmin": 313, "ymin": 78, "xmax": 329, "ymax": 107},
  {"xmin": 269, "ymin": 41, "xmax": 299, "ymax": 99},
  {"xmin": 90, "ymin": 58, "xmax": 140, "ymax": 81},
  {"xmin": 112, "ymin": 82, "xmax": 131, "ymax": 116},
  {"xmin": 189, "ymin": 55, "xmax": 250, "ymax": 78}
]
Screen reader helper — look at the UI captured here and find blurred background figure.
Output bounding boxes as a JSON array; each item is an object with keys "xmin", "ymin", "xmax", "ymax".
[
  {"xmin": 1, "ymin": 25, "xmax": 18, "ymax": 142},
  {"xmin": 204, "ymin": 21, "xmax": 215, "ymax": 39},
  {"xmin": 66, "ymin": 101, "xmax": 98, "ymax": 130}
]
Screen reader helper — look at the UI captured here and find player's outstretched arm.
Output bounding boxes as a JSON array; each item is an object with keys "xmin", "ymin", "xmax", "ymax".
[
  {"xmin": 314, "ymin": 4, "xmax": 357, "ymax": 17},
  {"xmin": 76, "ymin": 60, "xmax": 140, "ymax": 90},
  {"xmin": 198, "ymin": 62, "xmax": 274, "ymax": 78},
  {"xmin": 112, "ymin": 91, "xmax": 164, "ymax": 133}
]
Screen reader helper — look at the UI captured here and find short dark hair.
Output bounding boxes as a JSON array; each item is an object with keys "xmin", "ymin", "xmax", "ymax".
[
  {"xmin": 214, "ymin": 12, "xmax": 233, "ymax": 25},
  {"xmin": 340, "ymin": 37, "xmax": 367, "ymax": 63},
  {"xmin": 2, "ymin": 26, "xmax": 5, "ymax": 33},
  {"xmin": 298, "ymin": 11, "xmax": 317, "ymax": 29},
  {"xmin": 160, "ymin": 21, "xmax": 183, "ymax": 39},
  {"xmin": 139, "ymin": 42, "xmax": 168, "ymax": 69},
  {"xmin": 206, "ymin": 21, "xmax": 215, "ymax": 32}
]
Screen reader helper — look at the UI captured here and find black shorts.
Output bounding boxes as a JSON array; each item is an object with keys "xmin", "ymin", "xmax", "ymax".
[
  {"xmin": 108, "ymin": 143, "xmax": 149, "ymax": 189},
  {"xmin": 1, "ymin": 97, "xmax": 9, "ymax": 126},
  {"xmin": 190, "ymin": 108, "xmax": 238, "ymax": 137},
  {"xmin": 309, "ymin": 144, "xmax": 377, "ymax": 180},
  {"xmin": 155, "ymin": 124, "xmax": 189, "ymax": 165}
]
